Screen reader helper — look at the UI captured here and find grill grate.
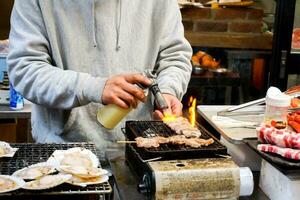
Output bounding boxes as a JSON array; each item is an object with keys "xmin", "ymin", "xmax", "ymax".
[
  {"xmin": 125, "ymin": 121, "xmax": 227, "ymax": 160},
  {"xmin": 0, "ymin": 143, "xmax": 112, "ymax": 196}
]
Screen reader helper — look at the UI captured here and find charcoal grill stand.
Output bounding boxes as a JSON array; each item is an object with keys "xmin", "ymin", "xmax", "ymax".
[{"xmin": 0, "ymin": 143, "xmax": 113, "ymax": 200}]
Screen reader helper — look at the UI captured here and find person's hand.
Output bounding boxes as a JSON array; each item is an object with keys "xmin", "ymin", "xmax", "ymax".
[
  {"xmin": 153, "ymin": 93, "xmax": 183, "ymax": 120},
  {"xmin": 101, "ymin": 73, "xmax": 152, "ymax": 109}
]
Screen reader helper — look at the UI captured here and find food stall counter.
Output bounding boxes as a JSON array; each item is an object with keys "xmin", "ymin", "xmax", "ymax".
[{"xmin": 197, "ymin": 105, "xmax": 264, "ymax": 144}]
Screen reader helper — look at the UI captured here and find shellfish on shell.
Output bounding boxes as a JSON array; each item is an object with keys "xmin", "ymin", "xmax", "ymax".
[
  {"xmin": 0, "ymin": 141, "xmax": 18, "ymax": 158},
  {"xmin": 48, "ymin": 147, "xmax": 99, "ymax": 168},
  {"xmin": 66, "ymin": 174, "xmax": 109, "ymax": 187},
  {"xmin": 0, "ymin": 175, "xmax": 25, "ymax": 193},
  {"xmin": 13, "ymin": 162, "xmax": 57, "ymax": 180},
  {"xmin": 58, "ymin": 166, "xmax": 108, "ymax": 178},
  {"xmin": 22, "ymin": 174, "xmax": 71, "ymax": 190}
]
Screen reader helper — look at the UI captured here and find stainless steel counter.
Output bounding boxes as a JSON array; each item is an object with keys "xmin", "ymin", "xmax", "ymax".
[
  {"xmin": 197, "ymin": 105, "xmax": 264, "ymax": 144},
  {"xmin": 197, "ymin": 105, "xmax": 264, "ymax": 171}
]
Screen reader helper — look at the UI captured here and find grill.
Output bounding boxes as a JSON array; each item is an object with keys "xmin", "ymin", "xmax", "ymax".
[
  {"xmin": 124, "ymin": 121, "xmax": 227, "ymax": 160},
  {"xmin": 0, "ymin": 143, "xmax": 112, "ymax": 199}
]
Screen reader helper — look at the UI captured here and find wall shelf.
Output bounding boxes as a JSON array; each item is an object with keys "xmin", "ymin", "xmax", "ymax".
[{"xmin": 185, "ymin": 31, "xmax": 273, "ymax": 50}]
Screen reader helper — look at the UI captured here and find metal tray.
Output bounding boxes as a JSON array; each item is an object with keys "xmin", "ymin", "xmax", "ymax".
[
  {"xmin": 124, "ymin": 121, "xmax": 227, "ymax": 160},
  {"xmin": 0, "ymin": 143, "xmax": 112, "ymax": 197}
]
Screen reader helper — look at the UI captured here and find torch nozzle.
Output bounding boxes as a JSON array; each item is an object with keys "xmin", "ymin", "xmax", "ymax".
[
  {"xmin": 150, "ymin": 84, "xmax": 169, "ymax": 110},
  {"xmin": 143, "ymin": 69, "xmax": 169, "ymax": 111}
]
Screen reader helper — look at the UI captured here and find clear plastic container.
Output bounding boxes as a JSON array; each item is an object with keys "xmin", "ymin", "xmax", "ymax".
[{"xmin": 264, "ymin": 87, "xmax": 291, "ymax": 129}]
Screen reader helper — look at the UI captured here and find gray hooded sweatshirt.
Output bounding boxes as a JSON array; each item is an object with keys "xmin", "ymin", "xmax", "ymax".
[{"xmin": 8, "ymin": 0, "xmax": 192, "ymax": 158}]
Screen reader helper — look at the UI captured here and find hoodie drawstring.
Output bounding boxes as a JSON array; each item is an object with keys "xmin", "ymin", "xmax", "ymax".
[
  {"xmin": 91, "ymin": 0, "xmax": 122, "ymax": 50},
  {"xmin": 91, "ymin": 0, "xmax": 97, "ymax": 47},
  {"xmin": 116, "ymin": 0, "xmax": 122, "ymax": 51}
]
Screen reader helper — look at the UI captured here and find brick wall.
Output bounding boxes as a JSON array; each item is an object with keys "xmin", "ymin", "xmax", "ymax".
[{"xmin": 181, "ymin": 7, "xmax": 263, "ymax": 34}]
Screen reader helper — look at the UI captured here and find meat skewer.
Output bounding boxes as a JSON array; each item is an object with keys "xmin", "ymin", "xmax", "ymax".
[{"xmin": 127, "ymin": 136, "xmax": 214, "ymax": 148}]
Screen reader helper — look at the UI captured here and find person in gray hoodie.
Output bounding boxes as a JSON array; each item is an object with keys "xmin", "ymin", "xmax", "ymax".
[{"xmin": 7, "ymin": 0, "xmax": 192, "ymax": 158}]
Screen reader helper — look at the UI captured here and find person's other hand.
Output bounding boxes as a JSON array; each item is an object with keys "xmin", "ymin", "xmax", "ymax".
[
  {"xmin": 101, "ymin": 73, "xmax": 152, "ymax": 109},
  {"xmin": 153, "ymin": 93, "xmax": 183, "ymax": 120}
]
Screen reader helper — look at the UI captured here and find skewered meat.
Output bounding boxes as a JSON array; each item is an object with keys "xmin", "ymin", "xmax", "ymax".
[
  {"xmin": 168, "ymin": 135, "xmax": 187, "ymax": 145},
  {"xmin": 257, "ymin": 144, "xmax": 300, "ymax": 160},
  {"xmin": 256, "ymin": 125, "xmax": 300, "ymax": 149},
  {"xmin": 135, "ymin": 137, "xmax": 160, "ymax": 148},
  {"xmin": 135, "ymin": 136, "xmax": 214, "ymax": 148},
  {"xmin": 163, "ymin": 117, "xmax": 201, "ymax": 138}
]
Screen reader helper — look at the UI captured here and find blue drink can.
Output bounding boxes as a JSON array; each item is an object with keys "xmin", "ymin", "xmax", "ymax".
[{"xmin": 9, "ymin": 83, "xmax": 24, "ymax": 110}]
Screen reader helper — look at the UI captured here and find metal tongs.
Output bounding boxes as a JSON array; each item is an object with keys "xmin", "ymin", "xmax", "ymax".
[{"xmin": 218, "ymin": 85, "xmax": 300, "ymax": 116}]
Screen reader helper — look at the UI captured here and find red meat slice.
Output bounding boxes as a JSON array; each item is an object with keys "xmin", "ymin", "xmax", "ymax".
[{"xmin": 258, "ymin": 144, "xmax": 300, "ymax": 160}]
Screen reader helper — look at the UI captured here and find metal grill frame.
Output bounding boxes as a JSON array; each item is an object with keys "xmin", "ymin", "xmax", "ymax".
[
  {"xmin": 124, "ymin": 121, "xmax": 227, "ymax": 160},
  {"xmin": 0, "ymin": 143, "xmax": 112, "ymax": 197}
]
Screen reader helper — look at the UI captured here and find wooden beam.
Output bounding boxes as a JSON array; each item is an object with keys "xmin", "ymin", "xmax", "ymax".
[{"xmin": 185, "ymin": 31, "xmax": 273, "ymax": 50}]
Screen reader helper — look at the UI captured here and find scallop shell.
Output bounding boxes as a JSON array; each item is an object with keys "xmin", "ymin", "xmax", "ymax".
[
  {"xmin": 66, "ymin": 175, "xmax": 109, "ymax": 187},
  {"xmin": 47, "ymin": 147, "xmax": 99, "ymax": 168},
  {"xmin": 12, "ymin": 162, "xmax": 58, "ymax": 180},
  {"xmin": 58, "ymin": 166, "xmax": 108, "ymax": 178},
  {"xmin": 0, "ymin": 141, "xmax": 18, "ymax": 158},
  {"xmin": 22, "ymin": 174, "xmax": 71, "ymax": 190},
  {"xmin": 0, "ymin": 175, "xmax": 25, "ymax": 193}
]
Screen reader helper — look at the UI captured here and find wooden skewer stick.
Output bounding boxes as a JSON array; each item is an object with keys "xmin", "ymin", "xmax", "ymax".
[{"xmin": 116, "ymin": 140, "xmax": 137, "ymax": 144}]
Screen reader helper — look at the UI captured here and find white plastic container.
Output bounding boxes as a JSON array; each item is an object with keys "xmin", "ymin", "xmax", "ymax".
[
  {"xmin": 260, "ymin": 160, "xmax": 300, "ymax": 200},
  {"xmin": 264, "ymin": 87, "xmax": 291, "ymax": 129}
]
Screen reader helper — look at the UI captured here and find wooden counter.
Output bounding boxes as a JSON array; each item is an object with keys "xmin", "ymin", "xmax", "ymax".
[
  {"xmin": 0, "ymin": 103, "xmax": 32, "ymax": 143},
  {"xmin": 185, "ymin": 31, "xmax": 273, "ymax": 50}
]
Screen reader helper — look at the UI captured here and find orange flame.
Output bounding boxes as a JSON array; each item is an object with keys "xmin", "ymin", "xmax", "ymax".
[
  {"xmin": 188, "ymin": 96, "xmax": 196, "ymax": 127},
  {"xmin": 162, "ymin": 113, "xmax": 177, "ymax": 123}
]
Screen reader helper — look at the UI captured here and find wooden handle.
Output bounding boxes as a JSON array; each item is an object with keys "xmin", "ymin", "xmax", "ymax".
[{"xmin": 116, "ymin": 140, "xmax": 136, "ymax": 144}]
